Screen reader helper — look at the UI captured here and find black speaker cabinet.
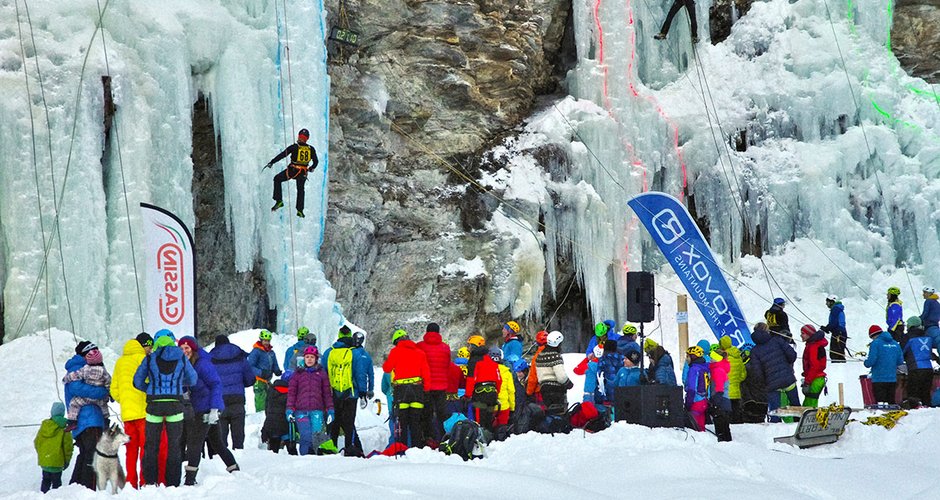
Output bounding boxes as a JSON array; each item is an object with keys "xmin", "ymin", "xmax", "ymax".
[
  {"xmin": 626, "ymin": 271, "xmax": 655, "ymax": 322},
  {"xmin": 614, "ymin": 385, "xmax": 688, "ymax": 428}
]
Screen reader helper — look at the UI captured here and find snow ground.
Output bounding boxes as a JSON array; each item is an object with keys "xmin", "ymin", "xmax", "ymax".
[{"xmin": 2, "ymin": 329, "xmax": 938, "ymax": 499}]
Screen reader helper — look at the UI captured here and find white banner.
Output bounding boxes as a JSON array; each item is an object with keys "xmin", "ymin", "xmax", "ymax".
[{"xmin": 140, "ymin": 203, "xmax": 196, "ymax": 339}]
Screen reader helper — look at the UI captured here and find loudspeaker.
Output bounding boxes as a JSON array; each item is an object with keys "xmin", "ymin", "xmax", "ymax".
[
  {"xmin": 614, "ymin": 385, "xmax": 688, "ymax": 428},
  {"xmin": 626, "ymin": 271, "xmax": 655, "ymax": 322}
]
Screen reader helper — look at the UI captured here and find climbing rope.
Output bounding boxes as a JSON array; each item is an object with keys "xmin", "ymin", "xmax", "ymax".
[
  {"xmin": 94, "ymin": 0, "xmax": 146, "ymax": 334},
  {"xmin": 854, "ymin": 409, "xmax": 907, "ymax": 429},
  {"xmin": 274, "ymin": 0, "xmax": 300, "ymax": 334},
  {"xmin": 814, "ymin": 403, "xmax": 845, "ymax": 429}
]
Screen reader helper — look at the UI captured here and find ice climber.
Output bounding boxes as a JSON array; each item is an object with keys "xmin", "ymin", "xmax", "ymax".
[
  {"xmin": 264, "ymin": 127, "xmax": 319, "ymax": 218},
  {"xmin": 821, "ymin": 295, "xmax": 848, "ymax": 362},
  {"xmin": 654, "ymin": 0, "xmax": 699, "ymax": 44}
]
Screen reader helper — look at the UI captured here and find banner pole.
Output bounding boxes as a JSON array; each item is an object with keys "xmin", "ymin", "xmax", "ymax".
[{"xmin": 678, "ymin": 294, "xmax": 689, "ymax": 357}]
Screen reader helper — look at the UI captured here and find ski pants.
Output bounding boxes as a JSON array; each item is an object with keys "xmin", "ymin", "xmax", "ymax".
[
  {"xmin": 907, "ymin": 369, "xmax": 933, "ymax": 405},
  {"xmin": 801, "ymin": 377, "xmax": 827, "ymax": 408},
  {"xmin": 660, "ymin": 0, "xmax": 697, "ymax": 37},
  {"xmin": 68, "ymin": 427, "xmax": 101, "ymax": 490},
  {"xmin": 273, "ymin": 165, "xmax": 307, "ymax": 211},
  {"xmin": 393, "ymin": 382, "xmax": 426, "ymax": 447},
  {"xmin": 295, "ymin": 410, "xmax": 326, "ymax": 456},
  {"xmin": 185, "ymin": 412, "xmax": 237, "ymax": 472},
  {"xmin": 41, "ymin": 471, "xmax": 63, "ymax": 493},
  {"xmin": 124, "ymin": 418, "xmax": 166, "ymax": 488},
  {"xmin": 872, "ymin": 381, "xmax": 898, "ymax": 404},
  {"xmin": 687, "ymin": 399, "xmax": 707, "ymax": 431},
  {"xmin": 767, "ymin": 384, "xmax": 801, "ymax": 422},
  {"xmin": 219, "ymin": 395, "xmax": 247, "ymax": 449},
  {"xmin": 253, "ymin": 381, "xmax": 268, "ymax": 413},
  {"xmin": 330, "ymin": 397, "xmax": 360, "ymax": 454},
  {"xmin": 143, "ymin": 399, "xmax": 185, "ymax": 487},
  {"xmin": 423, "ymin": 390, "xmax": 448, "ymax": 442},
  {"xmin": 830, "ymin": 333, "xmax": 848, "ymax": 362}
]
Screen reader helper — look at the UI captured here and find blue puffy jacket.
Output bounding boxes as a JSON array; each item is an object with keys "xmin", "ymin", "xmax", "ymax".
[
  {"xmin": 903, "ymin": 329, "xmax": 934, "ymax": 370},
  {"xmin": 597, "ymin": 352, "xmax": 624, "ymax": 385},
  {"xmin": 502, "ymin": 338, "xmax": 523, "ymax": 365},
  {"xmin": 283, "ymin": 340, "xmax": 316, "ymax": 372},
  {"xmin": 615, "ymin": 366, "xmax": 642, "ymax": 387},
  {"xmin": 322, "ymin": 337, "xmax": 373, "ymax": 399},
  {"xmin": 826, "ymin": 303, "xmax": 847, "ymax": 337},
  {"xmin": 133, "ymin": 345, "xmax": 197, "ymax": 398},
  {"xmin": 921, "ymin": 296, "xmax": 940, "ymax": 329},
  {"xmin": 210, "ymin": 342, "xmax": 254, "ymax": 398},
  {"xmin": 864, "ymin": 332, "xmax": 903, "ymax": 383},
  {"xmin": 187, "ymin": 348, "xmax": 225, "ymax": 413},
  {"xmin": 63, "ymin": 355, "xmax": 108, "ymax": 438},
  {"xmin": 247, "ymin": 342, "xmax": 281, "ymax": 381},
  {"xmin": 747, "ymin": 329, "xmax": 797, "ymax": 391},
  {"xmin": 648, "ymin": 348, "xmax": 677, "ymax": 385}
]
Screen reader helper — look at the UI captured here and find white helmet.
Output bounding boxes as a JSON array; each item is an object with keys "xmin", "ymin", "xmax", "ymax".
[
  {"xmin": 547, "ymin": 330, "xmax": 564, "ymax": 347},
  {"xmin": 825, "ymin": 294, "xmax": 838, "ymax": 302},
  {"xmin": 923, "ymin": 286, "xmax": 936, "ymax": 294}
]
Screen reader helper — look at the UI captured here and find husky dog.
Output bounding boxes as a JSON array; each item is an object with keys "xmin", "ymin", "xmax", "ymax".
[{"xmin": 92, "ymin": 423, "xmax": 130, "ymax": 493}]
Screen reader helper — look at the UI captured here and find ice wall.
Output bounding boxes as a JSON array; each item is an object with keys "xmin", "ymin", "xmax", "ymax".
[
  {"xmin": 484, "ymin": 0, "xmax": 940, "ymax": 325},
  {"xmin": 0, "ymin": 0, "xmax": 342, "ymax": 347}
]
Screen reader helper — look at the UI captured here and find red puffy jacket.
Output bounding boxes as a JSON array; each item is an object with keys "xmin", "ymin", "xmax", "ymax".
[
  {"xmin": 802, "ymin": 334, "xmax": 828, "ymax": 381},
  {"xmin": 447, "ymin": 362, "xmax": 465, "ymax": 395},
  {"xmin": 417, "ymin": 331, "xmax": 453, "ymax": 391},
  {"xmin": 383, "ymin": 339, "xmax": 432, "ymax": 391},
  {"xmin": 466, "ymin": 355, "xmax": 502, "ymax": 395}
]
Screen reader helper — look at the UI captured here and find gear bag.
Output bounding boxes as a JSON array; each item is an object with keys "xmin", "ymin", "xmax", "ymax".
[
  {"xmin": 471, "ymin": 381, "xmax": 499, "ymax": 409},
  {"xmin": 440, "ymin": 419, "xmax": 485, "ymax": 461},
  {"xmin": 327, "ymin": 347, "xmax": 354, "ymax": 393}
]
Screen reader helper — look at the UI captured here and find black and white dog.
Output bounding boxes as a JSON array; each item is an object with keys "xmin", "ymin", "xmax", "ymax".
[{"xmin": 93, "ymin": 423, "xmax": 130, "ymax": 493}]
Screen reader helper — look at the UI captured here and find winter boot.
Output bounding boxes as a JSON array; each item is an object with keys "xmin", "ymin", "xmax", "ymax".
[
  {"xmin": 184, "ymin": 466, "xmax": 198, "ymax": 486},
  {"xmin": 226, "ymin": 464, "xmax": 240, "ymax": 473},
  {"xmin": 271, "ymin": 200, "xmax": 284, "ymax": 211}
]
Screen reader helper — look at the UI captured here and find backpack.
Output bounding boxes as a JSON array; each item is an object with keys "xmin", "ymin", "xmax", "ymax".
[
  {"xmin": 537, "ymin": 413, "xmax": 572, "ymax": 435},
  {"xmin": 513, "ymin": 403, "xmax": 545, "ymax": 434},
  {"xmin": 471, "ymin": 381, "xmax": 499, "ymax": 409},
  {"xmin": 568, "ymin": 402, "xmax": 610, "ymax": 432},
  {"xmin": 327, "ymin": 347, "xmax": 354, "ymax": 393},
  {"xmin": 440, "ymin": 419, "xmax": 486, "ymax": 461}
]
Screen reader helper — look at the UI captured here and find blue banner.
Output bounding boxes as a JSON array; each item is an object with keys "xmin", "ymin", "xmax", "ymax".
[{"xmin": 627, "ymin": 192, "xmax": 752, "ymax": 347}]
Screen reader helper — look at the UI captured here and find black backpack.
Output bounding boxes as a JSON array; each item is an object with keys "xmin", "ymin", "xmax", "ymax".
[
  {"xmin": 513, "ymin": 403, "xmax": 546, "ymax": 434},
  {"xmin": 440, "ymin": 419, "xmax": 486, "ymax": 461},
  {"xmin": 537, "ymin": 413, "xmax": 572, "ymax": 435}
]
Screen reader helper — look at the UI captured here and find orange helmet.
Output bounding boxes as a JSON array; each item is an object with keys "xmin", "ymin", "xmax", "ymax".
[
  {"xmin": 535, "ymin": 330, "xmax": 548, "ymax": 345},
  {"xmin": 467, "ymin": 335, "xmax": 485, "ymax": 347}
]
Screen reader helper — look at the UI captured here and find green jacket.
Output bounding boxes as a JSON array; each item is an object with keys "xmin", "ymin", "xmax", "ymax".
[
  {"xmin": 34, "ymin": 416, "xmax": 73, "ymax": 472},
  {"xmin": 726, "ymin": 346, "xmax": 747, "ymax": 400}
]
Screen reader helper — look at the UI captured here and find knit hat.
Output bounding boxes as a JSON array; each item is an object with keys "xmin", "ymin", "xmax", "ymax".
[
  {"xmin": 215, "ymin": 334, "xmax": 231, "ymax": 346},
  {"xmin": 178, "ymin": 336, "xmax": 198, "ymax": 352},
  {"xmin": 592, "ymin": 345, "xmax": 604, "ymax": 359},
  {"xmin": 84, "ymin": 349, "xmax": 103, "ymax": 366},
  {"xmin": 136, "ymin": 332, "xmax": 154, "ymax": 348},
  {"xmin": 868, "ymin": 325, "xmax": 883, "ymax": 337},
  {"xmin": 718, "ymin": 336, "xmax": 732, "ymax": 350},
  {"xmin": 426, "ymin": 322, "xmax": 440, "ymax": 333},
  {"xmin": 643, "ymin": 338, "xmax": 659, "ymax": 352},
  {"xmin": 907, "ymin": 316, "xmax": 922, "ymax": 328},
  {"xmin": 801, "ymin": 324, "xmax": 816, "ymax": 338},
  {"xmin": 338, "ymin": 325, "xmax": 353, "ymax": 338},
  {"xmin": 50, "ymin": 402, "xmax": 65, "ymax": 418},
  {"xmin": 626, "ymin": 350, "xmax": 641, "ymax": 365},
  {"xmin": 488, "ymin": 346, "xmax": 503, "ymax": 362},
  {"xmin": 75, "ymin": 341, "xmax": 97, "ymax": 356}
]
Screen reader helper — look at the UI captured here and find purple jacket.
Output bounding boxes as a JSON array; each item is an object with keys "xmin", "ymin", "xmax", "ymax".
[
  {"xmin": 287, "ymin": 366, "xmax": 334, "ymax": 413},
  {"xmin": 188, "ymin": 349, "xmax": 225, "ymax": 414},
  {"xmin": 210, "ymin": 343, "xmax": 254, "ymax": 400}
]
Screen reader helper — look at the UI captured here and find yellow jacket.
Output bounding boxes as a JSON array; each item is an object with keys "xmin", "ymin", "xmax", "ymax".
[
  {"xmin": 496, "ymin": 364, "xmax": 515, "ymax": 412},
  {"xmin": 111, "ymin": 339, "xmax": 147, "ymax": 421},
  {"xmin": 726, "ymin": 346, "xmax": 746, "ymax": 400}
]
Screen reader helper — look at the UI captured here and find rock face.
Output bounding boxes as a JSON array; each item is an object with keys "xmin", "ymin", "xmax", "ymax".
[
  {"xmin": 320, "ymin": 0, "xmax": 572, "ymax": 351},
  {"xmin": 191, "ymin": 95, "xmax": 275, "ymax": 345},
  {"xmin": 893, "ymin": 0, "xmax": 940, "ymax": 82},
  {"xmin": 709, "ymin": 0, "xmax": 754, "ymax": 44}
]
